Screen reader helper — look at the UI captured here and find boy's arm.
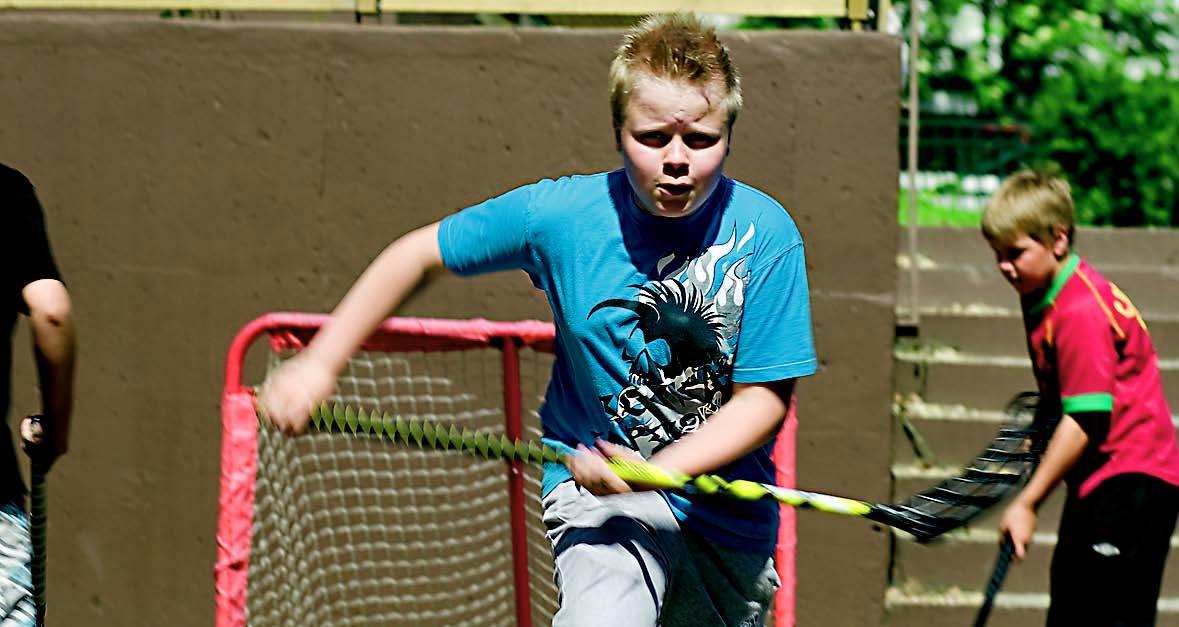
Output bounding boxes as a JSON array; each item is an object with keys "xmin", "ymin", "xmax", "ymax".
[
  {"xmin": 1000, "ymin": 415, "xmax": 1089, "ymax": 559},
  {"xmin": 648, "ymin": 380, "xmax": 793, "ymax": 476},
  {"xmin": 22, "ymin": 279, "xmax": 76, "ymax": 462},
  {"xmin": 568, "ymin": 380, "xmax": 793, "ymax": 495},
  {"xmin": 259, "ymin": 222, "xmax": 445, "ymax": 434}
]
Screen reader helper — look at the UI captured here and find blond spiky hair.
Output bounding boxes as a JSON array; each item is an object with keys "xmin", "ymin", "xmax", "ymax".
[
  {"xmin": 609, "ymin": 13, "xmax": 742, "ymax": 140},
  {"xmin": 982, "ymin": 167, "xmax": 1076, "ymax": 246}
]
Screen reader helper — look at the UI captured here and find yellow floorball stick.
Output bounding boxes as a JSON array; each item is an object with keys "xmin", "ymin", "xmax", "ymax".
[
  {"xmin": 599, "ymin": 393, "xmax": 1048, "ymax": 543},
  {"xmin": 286, "ymin": 402, "xmax": 1021, "ymax": 542}
]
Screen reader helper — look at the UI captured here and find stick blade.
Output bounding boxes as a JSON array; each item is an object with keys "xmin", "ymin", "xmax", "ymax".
[{"xmin": 876, "ymin": 392, "xmax": 1052, "ymax": 542}]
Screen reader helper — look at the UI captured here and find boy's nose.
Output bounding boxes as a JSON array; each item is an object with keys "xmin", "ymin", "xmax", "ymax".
[{"xmin": 663, "ymin": 139, "xmax": 689, "ymax": 176}]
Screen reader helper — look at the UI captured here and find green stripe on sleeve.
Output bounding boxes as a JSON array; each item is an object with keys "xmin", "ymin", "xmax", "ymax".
[{"xmin": 1063, "ymin": 393, "xmax": 1114, "ymax": 413}]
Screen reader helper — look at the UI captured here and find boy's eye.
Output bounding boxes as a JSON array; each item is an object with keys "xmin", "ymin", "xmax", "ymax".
[
  {"xmin": 638, "ymin": 132, "xmax": 670, "ymax": 147},
  {"xmin": 996, "ymin": 247, "xmax": 1022, "ymax": 263},
  {"xmin": 684, "ymin": 133, "xmax": 719, "ymax": 149}
]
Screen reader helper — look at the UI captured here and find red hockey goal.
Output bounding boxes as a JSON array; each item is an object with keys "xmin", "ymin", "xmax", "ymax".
[{"xmin": 216, "ymin": 313, "xmax": 798, "ymax": 626}]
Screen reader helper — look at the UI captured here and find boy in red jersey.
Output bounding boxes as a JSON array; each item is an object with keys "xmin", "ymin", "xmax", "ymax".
[{"xmin": 983, "ymin": 168, "xmax": 1179, "ymax": 626}]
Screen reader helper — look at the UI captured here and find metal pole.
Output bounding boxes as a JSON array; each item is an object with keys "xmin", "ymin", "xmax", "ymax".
[
  {"xmin": 848, "ymin": 0, "xmax": 869, "ymax": 30},
  {"xmin": 877, "ymin": 0, "xmax": 892, "ymax": 32},
  {"xmin": 906, "ymin": 0, "xmax": 921, "ymax": 326}
]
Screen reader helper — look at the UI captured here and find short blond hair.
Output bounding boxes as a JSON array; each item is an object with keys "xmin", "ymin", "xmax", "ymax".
[
  {"xmin": 981, "ymin": 168, "xmax": 1076, "ymax": 246},
  {"xmin": 609, "ymin": 14, "xmax": 742, "ymax": 139}
]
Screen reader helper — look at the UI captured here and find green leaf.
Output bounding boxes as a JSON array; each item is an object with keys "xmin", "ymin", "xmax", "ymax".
[{"xmin": 408, "ymin": 420, "xmax": 424, "ymax": 447}]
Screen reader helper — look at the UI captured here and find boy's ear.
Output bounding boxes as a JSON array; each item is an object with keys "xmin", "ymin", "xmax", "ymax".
[{"xmin": 1051, "ymin": 226, "xmax": 1071, "ymax": 258}]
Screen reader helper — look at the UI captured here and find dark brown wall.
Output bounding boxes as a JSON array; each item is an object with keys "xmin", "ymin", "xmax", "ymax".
[{"xmin": 0, "ymin": 18, "xmax": 900, "ymax": 625}]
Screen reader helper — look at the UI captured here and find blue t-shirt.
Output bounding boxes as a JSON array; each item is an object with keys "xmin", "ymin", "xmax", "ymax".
[{"xmin": 439, "ymin": 169, "xmax": 817, "ymax": 551}]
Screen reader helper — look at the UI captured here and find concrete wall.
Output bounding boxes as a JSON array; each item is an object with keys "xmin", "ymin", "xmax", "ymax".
[{"xmin": 0, "ymin": 18, "xmax": 900, "ymax": 625}]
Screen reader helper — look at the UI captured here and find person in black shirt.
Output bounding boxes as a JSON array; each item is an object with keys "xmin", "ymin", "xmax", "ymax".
[{"xmin": 0, "ymin": 163, "xmax": 75, "ymax": 625}]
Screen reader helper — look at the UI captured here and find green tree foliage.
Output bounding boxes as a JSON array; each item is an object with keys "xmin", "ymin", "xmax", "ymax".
[{"xmin": 897, "ymin": 0, "xmax": 1179, "ymax": 226}]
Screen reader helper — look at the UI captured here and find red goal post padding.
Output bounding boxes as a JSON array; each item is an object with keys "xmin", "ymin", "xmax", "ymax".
[{"xmin": 216, "ymin": 313, "xmax": 798, "ymax": 626}]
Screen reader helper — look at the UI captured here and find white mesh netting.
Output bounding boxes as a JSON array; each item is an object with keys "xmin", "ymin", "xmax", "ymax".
[{"xmin": 246, "ymin": 344, "xmax": 558, "ymax": 626}]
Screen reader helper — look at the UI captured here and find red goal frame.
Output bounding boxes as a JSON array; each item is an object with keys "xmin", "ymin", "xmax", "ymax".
[{"xmin": 215, "ymin": 313, "xmax": 798, "ymax": 627}]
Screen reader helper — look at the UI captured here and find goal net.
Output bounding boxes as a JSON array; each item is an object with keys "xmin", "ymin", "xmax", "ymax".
[{"xmin": 216, "ymin": 313, "xmax": 798, "ymax": 627}]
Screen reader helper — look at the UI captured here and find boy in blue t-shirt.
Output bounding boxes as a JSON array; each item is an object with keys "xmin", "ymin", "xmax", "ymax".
[{"xmin": 260, "ymin": 13, "xmax": 816, "ymax": 626}]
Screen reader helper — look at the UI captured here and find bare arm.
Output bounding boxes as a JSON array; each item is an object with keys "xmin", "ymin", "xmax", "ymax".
[
  {"xmin": 999, "ymin": 415, "xmax": 1089, "ymax": 559},
  {"xmin": 259, "ymin": 222, "xmax": 445, "ymax": 434},
  {"xmin": 306, "ymin": 223, "xmax": 445, "ymax": 373},
  {"xmin": 22, "ymin": 279, "xmax": 76, "ymax": 460},
  {"xmin": 648, "ymin": 380, "xmax": 793, "ymax": 476},
  {"xmin": 568, "ymin": 380, "xmax": 794, "ymax": 495}
]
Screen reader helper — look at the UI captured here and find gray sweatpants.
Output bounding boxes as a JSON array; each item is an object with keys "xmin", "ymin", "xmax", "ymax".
[{"xmin": 542, "ymin": 481, "xmax": 779, "ymax": 627}]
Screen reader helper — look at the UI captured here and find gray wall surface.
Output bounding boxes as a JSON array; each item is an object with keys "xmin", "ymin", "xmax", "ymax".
[{"xmin": 1, "ymin": 17, "xmax": 900, "ymax": 625}]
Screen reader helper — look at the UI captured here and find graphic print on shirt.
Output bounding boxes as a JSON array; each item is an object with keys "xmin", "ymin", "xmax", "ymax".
[{"xmin": 589, "ymin": 224, "xmax": 754, "ymax": 457}]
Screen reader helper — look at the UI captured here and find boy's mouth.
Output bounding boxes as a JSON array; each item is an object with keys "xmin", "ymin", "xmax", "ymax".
[{"xmin": 658, "ymin": 183, "xmax": 693, "ymax": 197}]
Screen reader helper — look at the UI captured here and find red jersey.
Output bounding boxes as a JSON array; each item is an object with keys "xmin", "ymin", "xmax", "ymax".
[{"xmin": 1023, "ymin": 254, "xmax": 1179, "ymax": 498}]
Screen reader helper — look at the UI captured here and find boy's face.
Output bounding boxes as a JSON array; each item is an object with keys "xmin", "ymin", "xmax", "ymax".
[
  {"xmin": 618, "ymin": 75, "xmax": 730, "ymax": 218},
  {"xmin": 987, "ymin": 229, "xmax": 1069, "ymax": 296}
]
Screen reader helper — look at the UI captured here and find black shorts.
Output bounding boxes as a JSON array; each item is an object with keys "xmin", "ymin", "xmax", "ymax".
[{"xmin": 1048, "ymin": 473, "xmax": 1179, "ymax": 627}]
